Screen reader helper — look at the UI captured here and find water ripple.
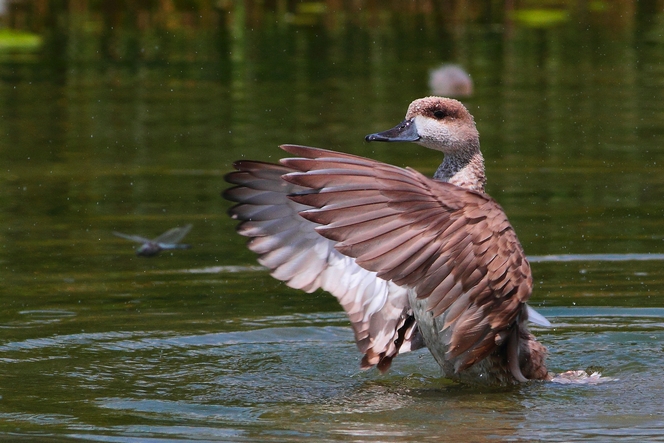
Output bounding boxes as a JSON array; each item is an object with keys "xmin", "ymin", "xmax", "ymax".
[{"xmin": 528, "ymin": 253, "xmax": 664, "ymax": 262}]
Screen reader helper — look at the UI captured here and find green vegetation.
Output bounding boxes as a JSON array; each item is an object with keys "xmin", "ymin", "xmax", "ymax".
[
  {"xmin": 0, "ymin": 28, "xmax": 42, "ymax": 51},
  {"xmin": 511, "ymin": 9, "xmax": 569, "ymax": 28}
]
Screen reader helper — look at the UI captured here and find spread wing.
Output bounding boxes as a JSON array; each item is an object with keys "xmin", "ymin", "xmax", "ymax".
[
  {"xmin": 223, "ymin": 160, "xmax": 423, "ymax": 371},
  {"xmin": 154, "ymin": 224, "xmax": 193, "ymax": 244},
  {"xmin": 279, "ymin": 144, "xmax": 533, "ymax": 373},
  {"xmin": 113, "ymin": 232, "xmax": 151, "ymax": 243}
]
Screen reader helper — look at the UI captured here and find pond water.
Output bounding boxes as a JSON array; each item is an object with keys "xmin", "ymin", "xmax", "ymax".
[{"xmin": 2, "ymin": 2, "xmax": 664, "ymax": 442}]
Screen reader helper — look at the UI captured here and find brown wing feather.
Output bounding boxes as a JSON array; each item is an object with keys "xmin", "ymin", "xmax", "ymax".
[
  {"xmin": 280, "ymin": 144, "xmax": 533, "ymax": 373},
  {"xmin": 223, "ymin": 158, "xmax": 424, "ymax": 372}
]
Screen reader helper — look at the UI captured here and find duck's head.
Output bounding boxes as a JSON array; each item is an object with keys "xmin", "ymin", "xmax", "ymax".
[{"xmin": 365, "ymin": 96, "xmax": 479, "ymax": 155}]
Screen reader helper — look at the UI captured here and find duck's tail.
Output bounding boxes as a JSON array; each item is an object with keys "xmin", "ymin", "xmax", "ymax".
[{"xmin": 507, "ymin": 309, "xmax": 552, "ymax": 382}]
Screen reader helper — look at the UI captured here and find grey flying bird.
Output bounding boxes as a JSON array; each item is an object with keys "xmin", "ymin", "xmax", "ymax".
[{"xmin": 113, "ymin": 224, "xmax": 193, "ymax": 257}]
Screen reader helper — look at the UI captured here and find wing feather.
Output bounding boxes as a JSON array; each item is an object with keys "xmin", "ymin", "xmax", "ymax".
[
  {"xmin": 280, "ymin": 144, "xmax": 535, "ymax": 372},
  {"xmin": 223, "ymin": 158, "xmax": 423, "ymax": 371}
]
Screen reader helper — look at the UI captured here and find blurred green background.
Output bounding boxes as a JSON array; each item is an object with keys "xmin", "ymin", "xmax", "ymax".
[{"xmin": 1, "ymin": 1, "xmax": 664, "ymax": 442}]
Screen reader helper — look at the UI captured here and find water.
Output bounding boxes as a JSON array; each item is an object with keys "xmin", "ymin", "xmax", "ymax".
[{"xmin": 1, "ymin": 2, "xmax": 664, "ymax": 442}]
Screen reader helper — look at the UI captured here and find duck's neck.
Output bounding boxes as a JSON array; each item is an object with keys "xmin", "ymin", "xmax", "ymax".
[{"xmin": 433, "ymin": 147, "xmax": 486, "ymax": 193}]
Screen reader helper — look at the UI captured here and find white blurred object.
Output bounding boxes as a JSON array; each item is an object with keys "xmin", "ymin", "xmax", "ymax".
[
  {"xmin": 550, "ymin": 370, "xmax": 616, "ymax": 385},
  {"xmin": 429, "ymin": 64, "xmax": 473, "ymax": 97}
]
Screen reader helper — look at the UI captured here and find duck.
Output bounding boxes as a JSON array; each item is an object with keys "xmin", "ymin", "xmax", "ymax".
[
  {"xmin": 428, "ymin": 64, "xmax": 473, "ymax": 97},
  {"xmin": 223, "ymin": 97, "xmax": 552, "ymax": 385}
]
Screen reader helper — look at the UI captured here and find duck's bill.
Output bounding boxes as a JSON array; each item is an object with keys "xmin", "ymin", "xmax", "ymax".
[{"xmin": 365, "ymin": 119, "xmax": 420, "ymax": 142}]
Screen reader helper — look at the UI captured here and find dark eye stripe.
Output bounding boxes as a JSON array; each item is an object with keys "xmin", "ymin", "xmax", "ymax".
[{"xmin": 433, "ymin": 110, "xmax": 446, "ymax": 119}]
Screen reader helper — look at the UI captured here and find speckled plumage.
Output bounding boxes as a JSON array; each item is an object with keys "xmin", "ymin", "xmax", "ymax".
[{"xmin": 224, "ymin": 97, "xmax": 551, "ymax": 385}]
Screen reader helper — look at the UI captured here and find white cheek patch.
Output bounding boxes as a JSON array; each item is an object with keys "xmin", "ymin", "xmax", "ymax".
[{"xmin": 413, "ymin": 115, "xmax": 457, "ymax": 151}]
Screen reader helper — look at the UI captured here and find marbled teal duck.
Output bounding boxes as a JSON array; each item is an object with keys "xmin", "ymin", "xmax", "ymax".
[{"xmin": 223, "ymin": 97, "xmax": 551, "ymax": 385}]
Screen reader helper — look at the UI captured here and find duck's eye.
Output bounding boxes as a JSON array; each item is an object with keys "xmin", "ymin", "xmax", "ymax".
[{"xmin": 433, "ymin": 110, "xmax": 446, "ymax": 119}]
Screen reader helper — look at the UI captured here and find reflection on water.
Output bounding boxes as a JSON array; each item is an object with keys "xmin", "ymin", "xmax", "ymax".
[{"xmin": 1, "ymin": 1, "xmax": 664, "ymax": 442}]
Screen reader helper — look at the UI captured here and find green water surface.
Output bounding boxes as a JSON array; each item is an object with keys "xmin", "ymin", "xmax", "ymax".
[{"xmin": 1, "ymin": 2, "xmax": 664, "ymax": 442}]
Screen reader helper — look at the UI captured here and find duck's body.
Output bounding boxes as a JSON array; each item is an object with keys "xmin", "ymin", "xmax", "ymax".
[{"xmin": 224, "ymin": 97, "xmax": 551, "ymax": 385}]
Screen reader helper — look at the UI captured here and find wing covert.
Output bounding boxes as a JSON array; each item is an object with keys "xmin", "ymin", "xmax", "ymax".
[
  {"xmin": 280, "ymin": 144, "xmax": 533, "ymax": 372},
  {"xmin": 223, "ymin": 159, "xmax": 423, "ymax": 371}
]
